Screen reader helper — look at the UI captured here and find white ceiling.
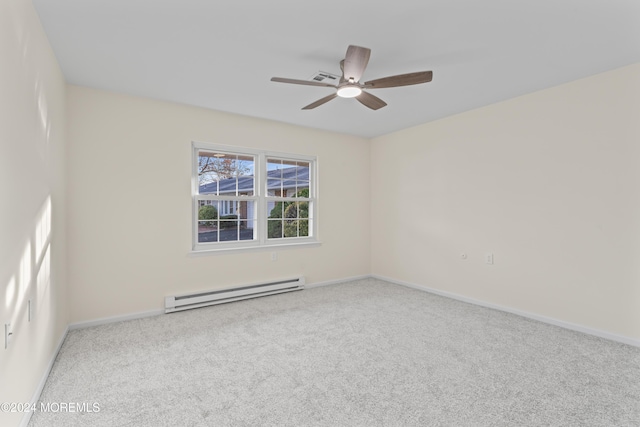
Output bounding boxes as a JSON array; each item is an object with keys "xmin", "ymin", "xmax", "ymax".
[{"xmin": 33, "ymin": 0, "xmax": 640, "ymax": 138}]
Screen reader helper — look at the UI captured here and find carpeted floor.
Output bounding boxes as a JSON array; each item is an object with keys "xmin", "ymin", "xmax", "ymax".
[{"xmin": 29, "ymin": 278, "xmax": 640, "ymax": 426}]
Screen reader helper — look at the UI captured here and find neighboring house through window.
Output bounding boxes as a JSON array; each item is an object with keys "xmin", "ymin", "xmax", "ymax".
[{"xmin": 192, "ymin": 142, "xmax": 317, "ymax": 252}]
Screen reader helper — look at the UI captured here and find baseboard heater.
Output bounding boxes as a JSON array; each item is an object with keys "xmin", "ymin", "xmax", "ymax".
[{"xmin": 164, "ymin": 276, "xmax": 305, "ymax": 314}]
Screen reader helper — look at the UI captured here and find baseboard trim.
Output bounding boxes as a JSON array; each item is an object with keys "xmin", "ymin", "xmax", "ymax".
[
  {"xmin": 372, "ymin": 274, "xmax": 640, "ymax": 348},
  {"xmin": 305, "ymin": 275, "xmax": 370, "ymax": 289},
  {"xmin": 20, "ymin": 325, "xmax": 69, "ymax": 427},
  {"xmin": 68, "ymin": 276, "xmax": 371, "ymax": 329},
  {"xmin": 69, "ymin": 309, "xmax": 164, "ymax": 330}
]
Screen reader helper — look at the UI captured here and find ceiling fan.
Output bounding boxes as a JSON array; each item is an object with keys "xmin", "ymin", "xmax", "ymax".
[{"xmin": 271, "ymin": 45, "xmax": 433, "ymax": 110}]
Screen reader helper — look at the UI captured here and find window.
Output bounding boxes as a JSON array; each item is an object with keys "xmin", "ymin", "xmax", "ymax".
[{"xmin": 192, "ymin": 142, "xmax": 317, "ymax": 252}]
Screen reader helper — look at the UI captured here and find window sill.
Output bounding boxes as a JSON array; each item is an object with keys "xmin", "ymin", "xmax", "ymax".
[{"xmin": 188, "ymin": 240, "xmax": 322, "ymax": 257}]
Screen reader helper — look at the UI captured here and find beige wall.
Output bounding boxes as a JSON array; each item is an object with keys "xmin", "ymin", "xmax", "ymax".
[
  {"xmin": 0, "ymin": 0, "xmax": 68, "ymax": 425},
  {"xmin": 66, "ymin": 86, "xmax": 371, "ymax": 323},
  {"xmin": 371, "ymin": 64, "xmax": 640, "ymax": 341}
]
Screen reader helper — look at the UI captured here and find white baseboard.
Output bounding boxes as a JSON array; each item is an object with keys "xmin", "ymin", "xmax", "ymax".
[
  {"xmin": 69, "ymin": 275, "xmax": 370, "ymax": 328},
  {"xmin": 20, "ymin": 325, "xmax": 69, "ymax": 427},
  {"xmin": 372, "ymin": 274, "xmax": 640, "ymax": 348},
  {"xmin": 64, "ymin": 275, "xmax": 640, "ymax": 349},
  {"xmin": 69, "ymin": 309, "xmax": 163, "ymax": 330},
  {"xmin": 305, "ymin": 275, "xmax": 370, "ymax": 289},
  {"xmin": 68, "ymin": 275, "xmax": 370, "ymax": 329}
]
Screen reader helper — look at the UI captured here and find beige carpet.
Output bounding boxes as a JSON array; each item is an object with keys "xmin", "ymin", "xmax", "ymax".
[{"xmin": 29, "ymin": 278, "xmax": 640, "ymax": 426}]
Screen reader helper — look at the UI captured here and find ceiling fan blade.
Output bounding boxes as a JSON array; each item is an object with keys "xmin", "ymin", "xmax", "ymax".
[
  {"xmin": 356, "ymin": 91, "xmax": 387, "ymax": 110},
  {"xmin": 271, "ymin": 77, "xmax": 337, "ymax": 88},
  {"xmin": 364, "ymin": 71, "xmax": 433, "ymax": 89},
  {"xmin": 302, "ymin": 93, "xmax": 338, "ymax": 110},
  {"xmin": 343, "ymin": 45, "xmax": 371, "ymax": 83}
]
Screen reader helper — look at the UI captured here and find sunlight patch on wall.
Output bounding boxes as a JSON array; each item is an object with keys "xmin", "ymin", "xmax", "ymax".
[
  {"xmin": 18, "ymin": 15, "xmax": 31, "ymax": 64},
  {"xmin": 35, "ymin": 78, "xmax": 51, "ymax": 145},
  {"xmin": 35, "ymin": 196, "xmax": 51, "ymax": 263},
  {"xmin": 36, "ymin": 245, "xmax": 51, "ymax": 299},
  {"xmin": 18, "ymin": 241, "xmax": 31, "ymax": 309},
  {"xmin": 4, "ymin": 276, "xmax": 16, "ymax": 309},
  {"xmin": 2, "ymin": 197, "xmax": 53, "ymax": 321},
  {"xmin": 34, "ymin": 196, "xmax": 53, "ymax": 323}
]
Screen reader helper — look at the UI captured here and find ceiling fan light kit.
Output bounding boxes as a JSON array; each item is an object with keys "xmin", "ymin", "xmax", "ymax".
[
  {"xmin": 271, "ymin": 45, "xmax": 433, "ymax": 110},
  {"xmin": 336, "ymin": 85, "xmax": 362, "ymax": 98}
]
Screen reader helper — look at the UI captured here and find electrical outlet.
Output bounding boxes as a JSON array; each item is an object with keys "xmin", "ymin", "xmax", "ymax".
[
  {"xmin": 270, "ymin": 252, "xmax": 278, "ymax": 261},
  {"xmin": 5, "ymin": 323, "xmax": 12, "ymax": 349},
  {"xmin": 485, "ymin": 253, "xmax": 494, "ymax": 265}
]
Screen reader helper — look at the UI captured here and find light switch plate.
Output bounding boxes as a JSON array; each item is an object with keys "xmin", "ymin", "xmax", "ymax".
[{"xmin": 5, "ymin": 323, "xmax": 12, "ymax": 349}]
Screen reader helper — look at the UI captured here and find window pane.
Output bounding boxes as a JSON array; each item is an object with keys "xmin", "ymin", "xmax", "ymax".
[
  {"xmin": 198, "ymin": 199, "xmax": 219, "ymax": 243},
  {"xmin": 267, "ymin": 178, "xmax": 282, "ymax": 196},
  {"xmin": 239, "ymin": 221, "xmax": 253, "ymax": 241},
  {"xmin": 299, "ymin": 220, "xmax": 309, "ymax": 237},
  {"xmin": 268, "ymin": 220, "xmax": 282, "ymax": 239},
  {"xmin": 296, "ymin": 162, "xmax": 310, "ymax": 180},
  {"xmin": 295, "ymin": 181, "xmax": 309, "ymax": 197},
  {"xmin": 267, "ymin": 159, "xmax": 283, "ymax": 178},
  {"xmin": 285, "ymin": 201, "xmax": 298, "ymax": 219},
  {"xmin": 198, "ymin": 220, "xmax": 218, "ymax": 243},
  {"xmin": 237, "ymin": 201, "xmax": 250, "ymax": 220},
  {"xmin": 281, "ymin": 166, "xmax": 297, "ymax": 196},
  {"xmin": 236, "ymin": 155, "xmax": 254, "ymax": 176},
  {"xmin": 283, "ymin": 219, "xmax": 298, "ymax": 238},
  {"xmin": 219, "ymin": 220, "xmax": 239, "ymax": 241},
  {"xmin": 268, "ymin": 200, "xmax": 284, "ymax": 219},
  {"xmin": 298, "ymin": 201, "xmax": 309, "ymax": 219},
  {"xmin": 197, "ymin": 201, "xmax": 220, "ymax": 243}
]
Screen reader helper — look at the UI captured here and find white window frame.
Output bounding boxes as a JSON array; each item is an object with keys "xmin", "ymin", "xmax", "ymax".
[{"xmin": 191, "ymin": 141, "xmax": 318, "ymax": 254}]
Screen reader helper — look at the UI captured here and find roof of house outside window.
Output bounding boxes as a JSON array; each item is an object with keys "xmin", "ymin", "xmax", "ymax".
[{"xmin": 199, "ymin": 166, "xmax": 308, "ymax": 195}]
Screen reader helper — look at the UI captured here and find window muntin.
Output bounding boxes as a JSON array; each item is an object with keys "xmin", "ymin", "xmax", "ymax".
[{"xmin": 192, "ymin": 143, "xmax": 316, "ymax": 251}]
